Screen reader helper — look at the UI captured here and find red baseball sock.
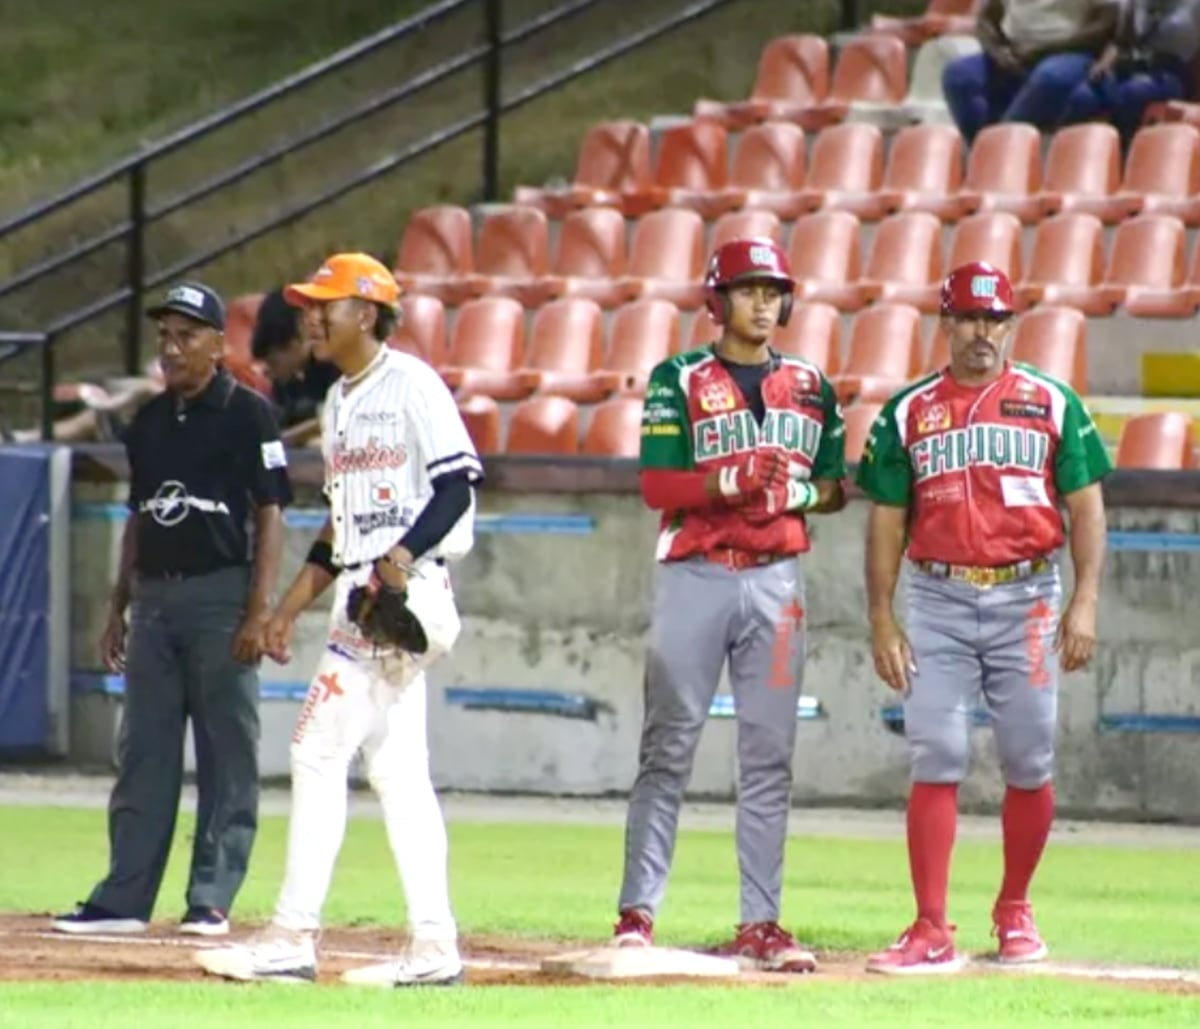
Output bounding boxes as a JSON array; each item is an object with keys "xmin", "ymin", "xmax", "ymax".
[
  {"xmin": 907, "ymin": 782, "xmax": 958, "ymax": 928},
  {"xmin": 998, "ymin": 782, "xmax": 1055, "ymax": 903}
]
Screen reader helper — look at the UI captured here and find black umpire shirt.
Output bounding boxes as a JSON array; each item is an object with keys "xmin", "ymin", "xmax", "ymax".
[{"xmin": 124, "ymin": 368, "xmax": 293, "ymax": 577}]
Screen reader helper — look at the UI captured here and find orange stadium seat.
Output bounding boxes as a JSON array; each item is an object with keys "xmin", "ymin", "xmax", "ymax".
[
  {"xmin": 794, "ymin": 33, "xmax": 909, "ymax": 130},
  {"xmin": 773, "ymin": 301, "xmax": 841, "ymax": 373},
  {"xmin": 857, "ymin": 211, "xmax": 945, "ymax": 310},
  {"xmin": 542, "ymin": 206, "xmax": 628, "ymax": 304},
  {"xmin": 709, "ymin": 209, "xmax": 783, "ymax": 251},
  {"xmin": 457, "ymin": 395, "xmax": 501, "ymax": 455},
  {"xmin": 693, "ymin": 35, "xmax": 830, "ymax": 129},
  {"xmin": 1010, "ymin": 305, "xmax": 1088, "ymax": 391},
  {"xmin": 842, "ymin": 402, "xmax": 884, "ymax": 464},
  {"xmin": 616, "ymin": 208, "xmax": 708, "ymax": 309},
  {"xmin": 1116, "ymin": 124, "xmax": 1200, "ymax": 225},
  {"xmin": 388, "ymin": 293, "xmax": 447, "ymax": 365},
  {"xmin": 1035, "ymin": 123, "xmax": 1126, "ymax": 221},
  {"xmin": 1116, "ymin": 413, "xmax": 1196, "ymax": 469},
  {"xmin": 788, "ymin": 210, "xmax": 864, "ymax": 310},
  {"xmin": 506, "ymin": 297, "xmax": 605, "ymax": 402},
  {"xmin": 622, "ymin": 120, "xmax": 731, "ymax": 219},
  {"xmin": 465, "ymin": 205, "xmax": 553, "ymax": 306},
  {"xmin": 1015, "ymin": 212, "xmax": 1107, "ymax": 312},
  {"xmin": 506, "ymin": 395, "xmax": 581, "ymax": 455},
  {"xmin": 875, "ymin": 123, "xmax": 967, "ymax": 221},
  {"xmin": 717, "ymin": 121, "xmax": 809, "ymax": 220},
  {"xmin": 925, "ymin": 323, "xmax": 949, "ymax": 372},
  {"xmin": 795, "ymin": 122, "xmax": 885, "ymax": 216},
  {"xmin": 393, "ymin": 204, "xmax": 475, "ymax": 306},
  {"xmin": 438, "ymin": 295, "xmax": 525, "ymax": 397},
  {"xmin": 689, "ymin": 310, "xmax": 720, "ymax": 348},
  {"xmin": 870, "ymin": 0, "xmax": 982, "ymax": 44},
  {"xmin": 582, "ymin": 396, "xmax": 645, "ymax": 457},
  {"xmin": 956, "ymin": 123, "xmax": 1044, "ymax": 222},
  {"xmin": 831, "ymin": 303, "xmax": 924, "ymax": 404},
  {"xmin": 1095, "ymin": 214, "xmax": 1190, "ymax": 317},
  {"xmin": 598, "ymin": 299, "xmax": 680, "ymax": 396},
  {"xmin": 513, "ymin": 120, "xmax": 651, "ymax": 217}
]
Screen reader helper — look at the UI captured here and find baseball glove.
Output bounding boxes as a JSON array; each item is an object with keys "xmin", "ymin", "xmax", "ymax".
[{"xmin": 346, "ymin": 579, "xmax": 429, "ymax": 654}]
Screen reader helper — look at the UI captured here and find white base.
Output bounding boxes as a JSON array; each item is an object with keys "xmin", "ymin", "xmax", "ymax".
[{"xmin": 541, "ymin": 945, "xmax": 741, "ymax": 980}]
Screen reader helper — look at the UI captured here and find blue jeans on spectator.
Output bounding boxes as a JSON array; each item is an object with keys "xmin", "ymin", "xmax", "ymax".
[
  {"xmin": 943, "ymin": 51, "xmax": 1096, "ymax": 141},
  {"xmin": 1060, "ymin": 60, "xmax": 1190, "ymax": 143}
]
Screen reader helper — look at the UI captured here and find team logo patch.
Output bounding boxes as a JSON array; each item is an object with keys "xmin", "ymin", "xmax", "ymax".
[
  {"xmin": 357, "ymin": 275, "xmax": 373, "ymax": 296},
  {"xmin": 1000, "ymin": 400, "xmax": 1050, "ymax": 420},
  {"xmin": 371, "ymin": 481, "xmax": 397, "ymax": 507},
  {"xmin": 916, "ymin": 402, "xmax": 951, "ymax": 435},
  {"xmin": 698, "ymin": 380, "xmax": 736, "ymax": 413},
  {"xmin": 971, "ymin": 274, "xmax": 998, "ymax": 298},
  {"xmin": 748, "ymin": 244, "xmax": 779, "ymax": 270}
]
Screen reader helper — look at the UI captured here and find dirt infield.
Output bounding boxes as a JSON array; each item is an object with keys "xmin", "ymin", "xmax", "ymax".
[{"xmin": 1, "ymin": 914, "xmax": 1197, "ymax": 994}]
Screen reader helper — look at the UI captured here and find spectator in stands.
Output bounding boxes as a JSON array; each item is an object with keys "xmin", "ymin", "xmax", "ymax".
[
  {"xmin": 251, "ymin": 287, "xmax": 338, "ymax": 445},
  {"xmin": 51, "ymin": 281, "xmax": 292, "ymax": 939},
  {"xmin": 942, "ymin": 0, "xmax": 1122, "ymax": 141},
  {"xmin": 1062, "ymin": 0, "xmax": 1200, "ymax": 141}
]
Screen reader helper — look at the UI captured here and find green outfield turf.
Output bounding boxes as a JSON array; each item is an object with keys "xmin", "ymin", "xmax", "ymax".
[{"xmin": 1, "ymin": 803, "xmax": 1197, "ymax": 1027}]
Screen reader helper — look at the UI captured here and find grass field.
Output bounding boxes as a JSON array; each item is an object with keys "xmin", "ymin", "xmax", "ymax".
[{"xmin": 1, "ymin": 799, "xmax": 1198, "ymax": 1026}]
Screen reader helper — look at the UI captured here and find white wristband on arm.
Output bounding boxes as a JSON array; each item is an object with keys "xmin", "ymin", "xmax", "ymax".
[
  {"xmin": 717, "ymin": 465, "xmax": 742, "ymax": 499},
  {"xmin": 785, "ymin": 480, "xmax": 820, "ymax": 512}
]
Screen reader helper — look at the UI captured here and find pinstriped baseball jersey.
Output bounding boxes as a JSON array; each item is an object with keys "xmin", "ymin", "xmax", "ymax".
[{"xmin": 321, "ymin": 347, "xmax": 483, "ymax": 567}]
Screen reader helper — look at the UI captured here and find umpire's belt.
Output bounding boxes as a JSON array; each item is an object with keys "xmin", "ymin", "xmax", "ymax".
[
  {"xmin": 698, "ymin": 547, "xmax": 791, "ymax": 571},
  {"xmin": 914, "ymin": 555, "xmax": 1052, "ymax": 588}
]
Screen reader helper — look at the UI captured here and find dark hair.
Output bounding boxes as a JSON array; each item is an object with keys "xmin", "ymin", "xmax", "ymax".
[
  {"xmin": 251, "ymin": 288, "xmax": 300, "ymax": 359},
  {"xmin": 372, "ymin": 303, "xmax": 397, "ymax": 342}
]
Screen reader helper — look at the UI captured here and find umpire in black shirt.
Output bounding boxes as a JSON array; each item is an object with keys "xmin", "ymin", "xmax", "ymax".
[{"xmin": 53, "ymin": 282, "xmax": 292, "ymax": 937}]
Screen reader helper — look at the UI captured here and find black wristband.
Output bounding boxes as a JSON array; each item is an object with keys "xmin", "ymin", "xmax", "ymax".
[{"xmin": 306, "ymin": 539, "xmax": 339, "ymax": 577}]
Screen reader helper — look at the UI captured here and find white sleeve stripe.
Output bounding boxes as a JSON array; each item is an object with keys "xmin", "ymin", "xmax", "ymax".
[
  {"xmin": 429, "ymin": 455, "xmax": 484, "ymax": 483},
  {"xmin": 428, "ymin": 450, "xmax": 479, "ymax": 473}
]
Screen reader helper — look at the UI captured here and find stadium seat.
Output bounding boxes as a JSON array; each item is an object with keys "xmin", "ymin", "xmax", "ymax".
[
  {"xmin": 505, "ymin": 395, "xmax": 581, "ymax": 455},
  {"xmin": 542, "ymin": 206, "xmax": 628, "ymax": 305},
  {"xmin": 389, "ymin": 293, "xmax": 447, "ymax": 365},
  {"xmin": 870, "ymin": 0, "xmax": 982, "ymax": 44},
  {"xmin": 1011, "ymin": 306, "xmax": 1088, "ymax": 391},
  {"xmin": 622, "ymin": 120, "xmax": 732, "ymax": 219},
  {"xmin": 788, "ymin": 210, "xmax": 864, "ymax": 310},
  {"xmin": 1035, "ymin": 123, "xmax": 1126, "ymax": 222},
  {"xmin": 1015, "ymin": 212, "xmax": 1107, "ymax": 312},
  {"xmin": 1096, "ymin": 214, "xmax": 1190, "ymax": 317},
  {"xmin": 716, "ymin": 121, "xmax": 809, "ymax": 220},
  {"xmin": 709, "ymin": 208, "xmax": 783, "ymax": 251},
  {"xmin": 795, "ymin": 34, "xmax": 909, "ymax": 129},
  {"xmin": 894, "ymin": 34, "xmax": 980, "ymax": 124},
  {"xmin": 830, "ymin": 303, "xmax": 924, "ymax": 404},
  {"xmin": 925, "ymin": 323, "xmax": 949, "ymax": 371},
  {"xmin": 223, "ymin": 293, "xmax": 264, "ymax": 370},
  {"xmin": 598, "ymin": 299, "xmax": 681, "ymax": 396},
  {"xmin": 513, "ymin": 120, "xmax": 651, "ymax": 217},
  {"xmin": 465, "ymin": 205, "xmax": 553, "ymax": 306},
  {"xmin": 582, "ymin": 396, "xmax": 645, "ymax": 457},
  {"xmin": 616, "ymin": 208, "xmax": 708, "ymax": 309},
  {"xmin": 1141, "ymin": 98, "xmax": 1200, "ymax": 128},
  {"xmin": 796, "ymin": 122, "xmax": 885, "ymax": 215},
  {"xmin": 438, "ymin": 295, "xmax": 525, "ymax": 397},
  {"xmin": 1115, "ymin": 412, "xmax": 1196, "ymax": 469},
  {"xmin": 875, "ymin": 123, "xmax": 967, "ymax": 221},
  {"xmin": 689, "ymin": 310, "xmax": 720, "ymax": 348},
  {"xmin": 842, "ymin": 402, "xmax": 884, "ymax": 464},
  {"xmin": 507, "ymin": 297, "xmax": 605, "ymax": 402},
  {"xmin": 857, "ymin": 211, "xmax": 945, "ymax": 310},
  {"xmin": 774, "ymin": 301, "xmax": 841, "ymax": 373},
  {"xmin": 956, "ymin": 123, "xmax": 1044, "ymax": 222},
  {"xmin": 393, "ymin": 204, "xmax": 475, "ymax": 305},
  {"xmin": 457, "ymin": 395, "xmax": 501, "ymax": 455},
  {"xmin": 895, "ymin": 210, "xmax": 1022, "ymax": 311},
  {"xmin": 693, "ymin": 35, "xmax": 830, "ymax": 129}
]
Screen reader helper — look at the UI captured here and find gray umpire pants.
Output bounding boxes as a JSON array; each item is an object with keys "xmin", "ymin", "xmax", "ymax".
[{"xmin": 89, "ymin": 565, "xmax": 260, "ymax": 920}]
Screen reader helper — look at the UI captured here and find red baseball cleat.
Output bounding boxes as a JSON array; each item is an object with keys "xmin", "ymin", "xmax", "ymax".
[
  {"xmin": 713, "ymin": 921, "xmax": 817, "ymax": 973},
  {"xmin": 992, "ymin": 900, "xmax": 1048, "ymax": 963},
  {"xmin": 612, "ymin": 908, "xmax": 654, "ymax": 947},
  {"xmin": 866, "ymin": 918, "xmax": 964, "ymax": 975}
]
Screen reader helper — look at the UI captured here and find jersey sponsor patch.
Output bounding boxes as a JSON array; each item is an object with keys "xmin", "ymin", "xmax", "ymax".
[
  {"xmin": 352, "ymin": 505, "xmax": 413, "ymax": 535},
  {"xmin": 371, "ymin": 480, "xmax": 397, "ymax": 506},
  {"xmin": 698, "ymin": 380, "xmax": 736, "ymax": 413},
  {"xmin": 916, "ymin": 402, "xmax": 951, "ymax": 436},
  {"xmin": 788, "ymin": 388, "xmax": 824, "ymax": 411},
  {"xmin": 642, "ymin": 423, "xmax": 681, "ymax": 437},
  {"xmin": 261, "ymin": 440, "xmax": 288, "ymax": 469},
  {"xmin": 1000, "ymin": 474, "xmax": 1050, "ymax": 508},
  {"xmin": 1000, "ymin": 399, "xmax": 1050, "ymax": 420}
]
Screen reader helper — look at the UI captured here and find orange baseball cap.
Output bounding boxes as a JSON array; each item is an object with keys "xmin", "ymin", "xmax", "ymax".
[{"xmin": 284, "ymin": 252, "xmax": 400, "ymax": 308}]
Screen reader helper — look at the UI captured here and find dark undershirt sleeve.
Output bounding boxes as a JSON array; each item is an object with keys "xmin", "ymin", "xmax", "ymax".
[{"xmin": 398, "ymin": 472, "xmax": 473, "ymax": 559}]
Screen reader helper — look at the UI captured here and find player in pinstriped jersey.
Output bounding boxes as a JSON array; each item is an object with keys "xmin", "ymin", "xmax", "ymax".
[{"xmin": 196, "ymin": 253, "xmax": 483, "ymax": 987}]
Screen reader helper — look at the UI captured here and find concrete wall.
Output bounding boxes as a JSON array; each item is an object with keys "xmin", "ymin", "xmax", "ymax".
[{"xmin": 66, "ymin": 471, "xmax": 1200, "ymax": 820}]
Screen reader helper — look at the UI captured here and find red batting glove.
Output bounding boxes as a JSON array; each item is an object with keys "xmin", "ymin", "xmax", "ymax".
[{"xmin": 716, "ymin": 450, "xmax": 788, "ymax": 502}]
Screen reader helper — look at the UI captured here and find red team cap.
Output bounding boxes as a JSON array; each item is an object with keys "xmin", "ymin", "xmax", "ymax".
[
  {"xmin": 939, "ymin": 261, "xmax": 1015, "ymax": 317},
  {"xmin": 703, "ymin": 237, "xmax": 796, "ymax": 326}
]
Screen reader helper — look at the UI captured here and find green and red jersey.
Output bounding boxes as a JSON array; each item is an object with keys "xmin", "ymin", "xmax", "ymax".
[
  {"xmin": 640, "ymin": 347, "xmax": 846, "ymax": 561},
  {"xmin": 855, "ymin": 362, "xmax": 1112, "ymax": 566}
]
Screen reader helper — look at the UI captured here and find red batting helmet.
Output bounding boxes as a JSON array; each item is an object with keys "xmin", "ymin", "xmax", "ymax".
[
  {"xmin": 703, "ymin": 237, "xmax": 795, "ymax": 327},
  {"xmin": 940, "ymin": 261, "xmax": 1015, "ymax": 317}
]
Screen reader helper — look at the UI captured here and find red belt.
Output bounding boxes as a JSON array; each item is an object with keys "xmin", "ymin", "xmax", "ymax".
[{"xmin": 700, "ymin": 547, "xmax": 791, "ymax": 571}]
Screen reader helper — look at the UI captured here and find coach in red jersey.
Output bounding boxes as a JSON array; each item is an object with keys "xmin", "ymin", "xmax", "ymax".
[
  {"xmin": 856, "ymin": 262, "xmax": 1112, "ymax": 975},
  {"xmin": 610, "ymin": 238, "xmax": 846, "ymax": 972}
]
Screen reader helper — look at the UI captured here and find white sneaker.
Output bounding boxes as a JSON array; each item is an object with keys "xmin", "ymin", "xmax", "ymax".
[
  {"xmin": 340, "ymin": 938, "xmax": 464, "ymax": 987},
  {"xmin": 194, "ymin": 925, "xmax": 317, "ymax": 983}
]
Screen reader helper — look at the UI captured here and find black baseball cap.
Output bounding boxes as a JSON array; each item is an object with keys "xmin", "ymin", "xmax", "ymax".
[{"xmin": 146, "ymin": 281, "xmax": 226, "ymax": 331}]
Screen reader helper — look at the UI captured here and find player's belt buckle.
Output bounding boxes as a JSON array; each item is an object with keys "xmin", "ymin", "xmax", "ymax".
[
  {"xmin": 922, "ymin": 556, "xmax": 1051, "ymax": 589},
  {"xmin": 705, "ymin": 548, "xmax": 782, "ymax": 571}
]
